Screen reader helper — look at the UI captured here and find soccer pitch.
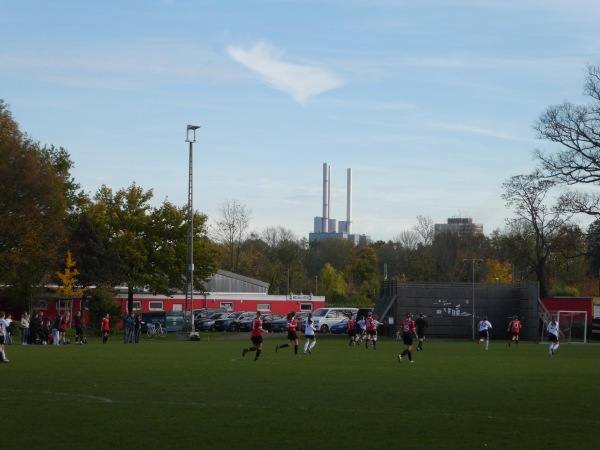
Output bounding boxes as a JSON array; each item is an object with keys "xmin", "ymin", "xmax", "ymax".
[{"xmin": 2, "ymin": 333, "xmax": 599, "ymax": 449}]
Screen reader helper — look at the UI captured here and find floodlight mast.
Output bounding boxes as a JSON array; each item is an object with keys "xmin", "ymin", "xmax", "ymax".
[
  {"xmin": 464, "ymin": 258, "xmax": 483, "ymax": 340},
  {"xmin": 185, "ymin": 125, "xmax": 200, "ymax": 332}
]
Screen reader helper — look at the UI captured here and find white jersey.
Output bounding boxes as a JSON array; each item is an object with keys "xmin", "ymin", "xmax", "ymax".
[
  {"xmin": 357, "ymin": 319, "xmax": 366, "ymax": 331},
  {"xmin": 304, "ymin": 318, "xmax": 315, "ymax": 336},
  {"xmin": 547, "ymin": 320, "xmax": 559, "ymax": 337},
  {"xmin": 478, "ymin": 320, "xmax": 492, "ymax": 332},
  {"xmin": 0, "ymin": 318, "xmax": 8, "ymax": 336}
]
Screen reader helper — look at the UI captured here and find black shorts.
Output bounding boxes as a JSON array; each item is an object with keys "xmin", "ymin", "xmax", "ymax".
[
  {"xmin": 367, "ymin": 330, "xmax": 377, "ymax": 338},
  {"xmin": 548, "ymin": 333, "xmax": 558, "ymax": 343},
  {"xmin": 287, "ymin": 331, "xmax": 298, "ymax": 341},
  {"xmin": 511, "ymin": 332, "xmax": 519, "ymax": 339},
  {"xmin": 0, "ymin": 335, "xmax": 4, "ymax": 345},
  {"xmin": 348, "ymin": 329, "xmax": 356, "ymax": 337},
  {"xmin": 479, "ymin": 330, "xmax": 489, "ymax": 340},
  {"xmin": 251, "ymin": 335, "xmax": 263, "ymax": 345},
  {"xmin": 402, "ymin": 332, "xmax": 413, "ymax": 346}
]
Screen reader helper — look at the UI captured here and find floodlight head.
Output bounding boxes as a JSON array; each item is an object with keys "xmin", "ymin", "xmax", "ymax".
[{"xmin": 186, "ymin": 124, "xmax": 201, "ymax": 142}]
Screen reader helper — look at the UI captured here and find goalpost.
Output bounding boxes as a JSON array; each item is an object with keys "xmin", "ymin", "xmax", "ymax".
[{"xmin": 550, "ymin": 311, "xmax": 588, "ymax": 344}]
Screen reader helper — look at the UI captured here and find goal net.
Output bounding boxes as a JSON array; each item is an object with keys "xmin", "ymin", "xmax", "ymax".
[{"xmin": 547, "ymin": 311, "xmax": 588, "ymax": 344}]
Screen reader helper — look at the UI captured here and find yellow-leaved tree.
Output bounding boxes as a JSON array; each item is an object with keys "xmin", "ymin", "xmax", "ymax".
[
  {"xmin": 54, "ymin": 250, "xmax": 88, "ymax": 303},
  {"xmin": 485, "ymin": 258, "xmax": 512, "ymax": 283}
]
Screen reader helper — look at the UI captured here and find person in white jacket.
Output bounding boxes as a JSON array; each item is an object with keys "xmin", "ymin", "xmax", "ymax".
[{"xmin": 303, "ymin": 313, "xmax": 316, "ymax": 354}]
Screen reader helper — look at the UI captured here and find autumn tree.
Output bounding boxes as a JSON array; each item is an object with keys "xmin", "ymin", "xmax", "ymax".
[
  {"xmin": 53, "ymin": 250, "xmax": 87, "ymax": 299},
  {"xmin": 0, "ymin": 100, "xmax": 69, "ymax": 308},
  {"xmin": 319, "ymin": 263, "xmax": 347, "ymax": 305}
]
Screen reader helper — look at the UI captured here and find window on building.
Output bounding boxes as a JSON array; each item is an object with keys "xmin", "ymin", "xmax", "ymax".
[
  {"xmin": 172, "ymin": 304, "xmax": 183, "ymax": 312},
  {"xmin": 299, "ymin": 303, "xmax": 313, "ymax": 311},
  {"xmin": 257, "ymin": 304, "xmax": 270, "ymax": 312},
  {"xmin": 132, "ymin": 301, "xmax": 142, "ymax": 311},
  {"xmin": 149, "ymin": 302, "xmax": 163, "ymax": 311},
  {"xmin": 221, "ymin": 302, "xmax": 234, "ymax": 311}
]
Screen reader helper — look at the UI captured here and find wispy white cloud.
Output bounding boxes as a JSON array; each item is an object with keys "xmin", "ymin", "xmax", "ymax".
[
  {"xmin": 0, "ymin": 40, "xmax": 234, "ymax": 89},
  {"xmin": 226, "ymin": 41, "xmax": 345, "ymax": 104}
]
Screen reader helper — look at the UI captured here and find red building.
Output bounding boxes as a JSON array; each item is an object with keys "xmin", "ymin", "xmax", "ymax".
[{"xmin": 1, "ymin": 270, "xmax": 325, "ymax": 324}]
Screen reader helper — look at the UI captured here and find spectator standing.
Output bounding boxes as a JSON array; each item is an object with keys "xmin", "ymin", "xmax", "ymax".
[
  {"xmin": 134, "ymin": 314, "xmax": 142, "ymax": 344},
  {"xmin": 28, "ymin": 312, "xmax": 38, "ymax": 344},
  {"xmin": 59, "ymin": 312, "xmax": 70, "ymax": 344},
  {"xmin": 415, "ymin": 314, "xmax": 429, "ymax": 351},
  {"xmin": 122, "ymin": 312, "xmax": 134, "ymax": 343},
  {"xmin": 477, "ymin": 316, "xmax": 493, "ymax": 351},
  {"xmin": 20, "ymin": 312, "xmax": 30, "ymax": 345},
  {"xmin": 74, "ymin": 311, "xmax": 84, "ymax": 344},
  {"xmin": 242, "ymin": 311, "xmax": 269, "ymax": 361},
  {"xmin": 52, "ymin": 314, "xmax": 62, "ymax": 345},
  {"xmin": 0, "ymin": 311, "xmax": 10, "ymax": 362},
  {"xmin": 101, "ymin": 313, "xmax": 110, "ymax": 344}
]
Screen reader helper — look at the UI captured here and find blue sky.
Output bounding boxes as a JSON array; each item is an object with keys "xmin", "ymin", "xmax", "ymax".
[{"xmin": 1, "ymin": 0, "xmax": 599, "ymax": 241}]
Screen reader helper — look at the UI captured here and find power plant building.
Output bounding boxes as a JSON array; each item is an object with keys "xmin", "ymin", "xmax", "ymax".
[
  {"xmin": 309, "ymin": 163, "xmax": 370, "ymax": 245},
  {"xmin": 434, "ymin": 217, "xmax": 484, "ymax": 237}
]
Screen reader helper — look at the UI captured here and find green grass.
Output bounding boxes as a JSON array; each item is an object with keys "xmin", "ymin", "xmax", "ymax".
[{"xmin": 2, "ymin": 332, "xmax": 600, "ymax": 449}]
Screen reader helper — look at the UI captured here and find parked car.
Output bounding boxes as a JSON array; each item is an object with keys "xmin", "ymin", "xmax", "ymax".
[
  {"xmin": 269, "ymin": 312, "xmax": 310, "ymax": 332},
  {"xmin": 330, "ymin": 317, "xmax": 350, "ymax": 334},
  {"xmin": 312, "ymin": 307, "xmax": 358, "ymax": 333},
  {"xmin": 213, "ymin": 311, "xmax": 255, "ymax": 332},
  {"xmin": 198, "ymin": 312, "xmax": 232, "ymax": 332},
  {"xmin": 260, "ymin": 314, "xmax": 285, "ymax": 332},
  {"xmin": 238, "ymin": 313, "xmax": 285, "ymax": 332}
]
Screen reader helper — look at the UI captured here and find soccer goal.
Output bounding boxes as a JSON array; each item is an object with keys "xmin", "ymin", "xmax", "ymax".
[{"xmin": 554, "ymin": 311, "xmax": 588, "ymax": 344}]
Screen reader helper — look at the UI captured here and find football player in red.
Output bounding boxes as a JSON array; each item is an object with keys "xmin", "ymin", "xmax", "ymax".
[
  {"xmin": 276, "ymin": 311, "xmax": 299, "ymax": 356},
  {"xmin": 507, "ymin": 315, "xmax": 522, "ymax": 348},
  {"xmin": 398, "ymin": 313, "xmax": 418, "ymax": 363},
  {"xmin": 347, "ymin": 314, "xmax": 356, "ymax": 346},
  {"xmin": 243, "ymin": 311, "xmax": 268, "ymax": 361}
]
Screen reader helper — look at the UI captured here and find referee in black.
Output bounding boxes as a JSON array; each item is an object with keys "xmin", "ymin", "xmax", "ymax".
[{"xmin": 415, "ymin": 314, "xmax": 428, "ymax": 351}]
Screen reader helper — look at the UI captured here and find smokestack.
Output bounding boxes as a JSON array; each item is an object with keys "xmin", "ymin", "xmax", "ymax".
[
  {"xmin": 323, "ymin": 163, "xmax": 330, "ymax": 233},
  {"xmin": 347, "ymin": 168, "xmax": 352, "ymax": 235}
]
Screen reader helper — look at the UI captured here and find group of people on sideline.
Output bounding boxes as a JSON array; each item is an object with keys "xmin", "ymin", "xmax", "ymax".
[
  {"xmin": 121, "ymin": 312, "xmax": 143, "ymax": 344},
  {"xmin": 9, "ymin": 311, "xmax": 86, "ymax": 346}
]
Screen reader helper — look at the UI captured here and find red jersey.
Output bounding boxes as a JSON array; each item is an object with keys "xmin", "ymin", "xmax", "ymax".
[
  {"xmin": 287, "ymin": 318, "xmax": 297, "ymax": 332},
  {"xmin": 251, "ymin": 317, "xmax": 263, "ymax": 337},
  {"xmin": 365, "ymin": 317, "xmax": 376, "ymax": 331},
  {"xmin": 509, "ymin": 319, "xmax": 522, "ymax": 333},
  {"xmin": 347, "ymin": 319, "xmax": 355, "ymax": 331},
  {"xmin": 101, "ymin": 317, "xmax": 110, "ymax": 331},
  {"xmin": 401, "ymin": 318, "xmax": 416, "ymax": 335}
]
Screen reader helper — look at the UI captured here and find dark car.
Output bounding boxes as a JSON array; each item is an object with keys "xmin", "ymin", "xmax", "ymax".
[
  {"xmin": 238, "ymin": 313, "xmax": 284, "ymax": 332},
  {"xmin": 269, "ymin": 312, "xmax": 310, "ymax": 332},
  {"xmin": 260, "ymin": 314, "xmax": 285, "ymax": 332},
  {"xmin": 213, "ymin": 311, "xmax": 255, "ymax": 332},
  {"xmin": 330, "ymin": 317, "xmax": 350, "ymax": 334},
  {"xmin": 198, "ymin": 312, "xmax": 232, "ymax": 332}
]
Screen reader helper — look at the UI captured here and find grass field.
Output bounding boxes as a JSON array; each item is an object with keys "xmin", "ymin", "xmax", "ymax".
[{"xmin": 2, "ymin": 331, "xmax": 599, "ymax": 450}]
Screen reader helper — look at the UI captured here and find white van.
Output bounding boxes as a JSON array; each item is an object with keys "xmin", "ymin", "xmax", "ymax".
[{"xmin": 311, "ymin": 307, "xmax": 358, "ymax": 333}]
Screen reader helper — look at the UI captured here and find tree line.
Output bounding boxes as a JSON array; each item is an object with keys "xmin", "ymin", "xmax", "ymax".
[{"xmin": 3, "ymin": 64, "xmax": 600, "ymax": 310}]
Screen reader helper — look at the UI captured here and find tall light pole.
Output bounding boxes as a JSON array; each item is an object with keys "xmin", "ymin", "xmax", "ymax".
[
  {"xmin": 464, "ymin": 258, "xmax": 483, "ymax": 340},
  {"xmin": 186, "ymin": 125, "xmax": 200, "ymax": 332}
]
